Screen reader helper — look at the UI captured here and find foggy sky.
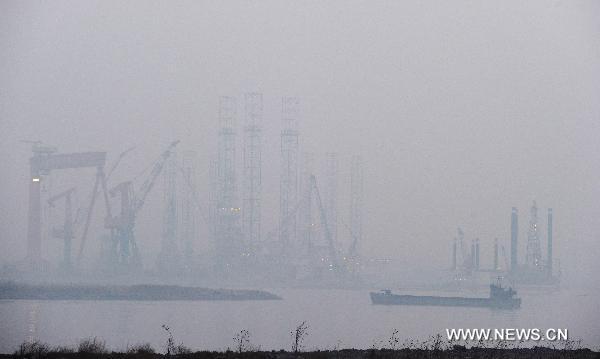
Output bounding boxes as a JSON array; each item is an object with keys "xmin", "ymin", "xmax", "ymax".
[{"xmin": 1, "ymin": 1, "xmax": 599, "ymax": 286}]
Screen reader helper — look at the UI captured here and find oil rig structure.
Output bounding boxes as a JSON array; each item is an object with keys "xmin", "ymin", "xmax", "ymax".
[
  {"xmin": 206, "ymin": 94, "xmax": 366, "ymax": 282},
  {"xmin": 508, "ymin": 202, "xmax": 559, "ymax": 285},
  {"xmin": 450, "ymin": 201, "xmax": 559, "ymax": 286}
]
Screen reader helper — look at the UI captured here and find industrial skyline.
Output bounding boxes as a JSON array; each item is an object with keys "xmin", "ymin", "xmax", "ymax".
[
  {"xmin": 1, "ymin": 0, "xmax": 600, "ymax": 353},
  {"xmin": 1, "ymin": 0, "xmax": 599, "ymax": 287}
]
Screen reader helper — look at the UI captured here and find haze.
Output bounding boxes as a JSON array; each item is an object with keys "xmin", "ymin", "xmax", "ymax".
[{"xmin": 1, "ymin": 0, "xmax": 600, "ymax": 287}]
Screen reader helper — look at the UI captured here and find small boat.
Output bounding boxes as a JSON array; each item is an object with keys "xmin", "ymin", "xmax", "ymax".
[{"xmin": 370, "ymin": 283, "xmax": 521, "ymax": 309}]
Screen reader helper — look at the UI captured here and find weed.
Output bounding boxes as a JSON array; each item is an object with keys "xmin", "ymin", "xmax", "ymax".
[
  {"xmin": 78, "ymin": 337, "xmax": 107, "ymax": 354},
  {"xmin": 291, "ymin": 321, "xmax": 309, "ymax": 353}
]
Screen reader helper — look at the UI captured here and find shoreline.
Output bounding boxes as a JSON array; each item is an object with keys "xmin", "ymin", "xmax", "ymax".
[
  {"xmin": 0, "ymin": 282, "xmax": 281, "ymax": 301},
  {"xmin": 3, "ymin": 346, "xmax": 598, "ymax": 358}
]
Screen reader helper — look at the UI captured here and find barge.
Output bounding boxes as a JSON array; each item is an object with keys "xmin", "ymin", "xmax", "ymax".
[{"xmin": 370, "ymin": 283, "xmax": 521, "ymax": 309}]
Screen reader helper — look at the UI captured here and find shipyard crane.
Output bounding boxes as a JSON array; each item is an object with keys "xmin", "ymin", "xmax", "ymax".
[
  {"xmin": 105, "ymin": 141, "xmax": 179, "ymax": 266},
  {"xmin": 78, "ymin": 146, "xmax": 136, "ymax": 262},
  {"xmin": 23, "ymin": 140, "xmax": 106, "ymax": 269}
]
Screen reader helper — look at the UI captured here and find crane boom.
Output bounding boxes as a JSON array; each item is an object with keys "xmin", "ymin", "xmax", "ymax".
[
  {"xmin": 78, "ymin": 146, "xmax": 134, "ymax": 260},
  {"xmin": 101, "ymin": 140, "xmax": 179, "ymax": 267},
  {"xmin": 48, "ymin": 187, "xmax": 76, "ymax": 206},
  {"xmin": 310, "ymin": 175, "xmax": 338, "ymax": 268},
  {"xmin": 133, "ymin": 140, "xmax": 179, "ymax": 214},
  {"xmin": 107, "ymin": 146, "xmax": 136, "ymax": 180}
]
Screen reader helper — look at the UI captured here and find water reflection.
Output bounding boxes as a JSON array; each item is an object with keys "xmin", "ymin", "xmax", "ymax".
[{"xmin": 26, "ymin": 302, "xmax": 40, "ymax": 343}]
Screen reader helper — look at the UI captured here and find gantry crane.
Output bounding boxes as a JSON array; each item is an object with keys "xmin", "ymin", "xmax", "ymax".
[
  {"xmin": 24, "ymin": 141, "xmax": 106, "ymax": 269},
  {"xmin": 104, "ymin": 141, "xmax": 179, "ymax": 267}
]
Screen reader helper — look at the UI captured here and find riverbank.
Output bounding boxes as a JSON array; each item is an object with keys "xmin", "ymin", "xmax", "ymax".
[
  {"xmin": 3, "ymin": 347, "xmax": 598, "ymax": 359},
  {"xmin": 0, "ymin": 282, "xmax": 281, "ymax": 301}
]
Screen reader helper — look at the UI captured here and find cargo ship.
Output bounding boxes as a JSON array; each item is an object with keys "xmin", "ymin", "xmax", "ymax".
[{"xmin": 370, "ymin": 283, "xmax": 521, "ymax": 309}]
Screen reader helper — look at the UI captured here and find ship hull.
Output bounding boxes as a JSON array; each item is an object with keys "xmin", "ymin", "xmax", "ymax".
[{"xmin": 370, "ymin": 292, "xmax": 520, "ymax": 309}]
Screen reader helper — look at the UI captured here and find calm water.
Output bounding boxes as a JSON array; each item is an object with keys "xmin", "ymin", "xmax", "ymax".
[{"xmin": 1, "ymin": 287, "xmax": 599, "ymax": 353}]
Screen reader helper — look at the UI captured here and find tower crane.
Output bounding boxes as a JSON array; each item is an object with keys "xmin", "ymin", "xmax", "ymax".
[{"xmin": 104, "ymin": 141, "xmax": 179, "ymax": 267}]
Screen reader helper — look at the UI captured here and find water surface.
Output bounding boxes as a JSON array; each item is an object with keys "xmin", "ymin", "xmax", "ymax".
[{"xmin": 1, "ymin": 288, "xmax": 598, "ymax": 352}]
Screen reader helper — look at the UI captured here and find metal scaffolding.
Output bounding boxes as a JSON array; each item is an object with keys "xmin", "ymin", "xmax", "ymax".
[
  {"xmin": 279, "ymin": 97, "xmax": 299, "ymax": 251},
  {"xmin": 181, "ymin": 151, "xmax": 197, "ymax": 266},
  {"xmin": 243, "ymin": 93, "xmax": 262, "ymax": 250},
  {"xmin": 215, "ymin": 96, "xmax": 242, "ymax": 264},
  {"xmin": 348, "ymin": 155, "xmax": 363, "ymax": 257},
  {"xmin": 164, "ymin": 153, "xmax": 178, "ymax": 249},
  {"xmin": 526, "ymin": 200, "xmax": 542, "ymax": 269},
  {"xmin": 510, "ymin": 207, "xmax": 518, "ymax": 271},
  {"xmin": 157, "ymin": 152, "xmax": 179, "ymax": 270},
  {"xmin": 299, "ymin": 152, "xmax": 315, "ymax": 251},
  {"xmin": 324, "ymin": 152, "xmax": 338, "ymax": 245},
  {"xmin": 208, "ymin": 156, "xmax": 218, "ymax": 245},
  {"xmin": 547, "ymin": 208, "xmax": 553, "ymax": 276}
]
